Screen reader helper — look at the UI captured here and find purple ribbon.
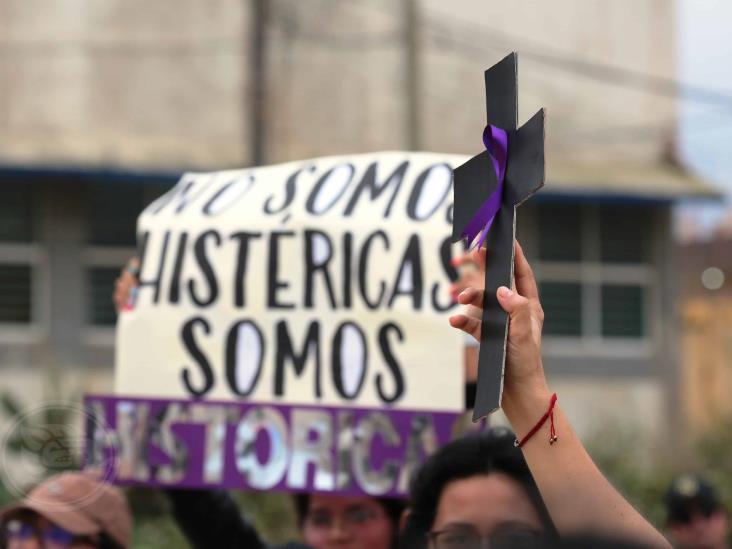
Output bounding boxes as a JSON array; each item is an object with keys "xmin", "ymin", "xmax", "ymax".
[{"xmin": 461, "ymin": 124, "xmax": 508, "ymax": 250}]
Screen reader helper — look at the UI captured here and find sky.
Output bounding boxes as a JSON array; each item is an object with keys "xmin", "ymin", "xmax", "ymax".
[{"xmin": 677, "ymin": 0, "xmax": 732, "ymax": 233}]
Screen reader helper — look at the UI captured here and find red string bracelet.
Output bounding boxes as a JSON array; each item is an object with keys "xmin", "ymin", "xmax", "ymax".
[{"xmin": 513, "ymin": 393, "xmax": 558, "ymax": 448}]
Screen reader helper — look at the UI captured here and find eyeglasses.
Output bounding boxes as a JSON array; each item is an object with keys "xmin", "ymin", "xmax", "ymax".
[
  {"xmin": 4, "ymin": 519, "xmax": 98, "ymax": 548},
  {"xmin": 305, "ymin": 506, "xmax": 384, "ymax": 531},
  {"xmin": 429, "ymin": 523, "xmax": 542, "ymax": 549}
]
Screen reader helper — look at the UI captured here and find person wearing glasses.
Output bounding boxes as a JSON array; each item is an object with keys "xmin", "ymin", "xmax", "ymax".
[
  {"xmin": 401, "ymin": 427, "xmax": 554, "ymax": 549},
  {"xmin": 0, "ymin": 472, "xmax": 131, "ymax": 549},
  {"xmin": 294, "ymin": 494, "xmax": 404, "ymax": 549},
  {"xmin": 435, "ymin": 241, "xmax": 671, "ymax": 549}
]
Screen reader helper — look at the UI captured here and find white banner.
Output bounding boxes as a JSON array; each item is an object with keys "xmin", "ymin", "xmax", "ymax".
[{"xmin": 116, "ymin": 151, "xmax": 468, "ymax": 412}]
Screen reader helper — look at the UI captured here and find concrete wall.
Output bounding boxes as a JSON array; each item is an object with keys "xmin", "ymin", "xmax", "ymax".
[
  {"xmin": 421, "ymin": 0, "xmax": 675, "ymax": 166},
  {"xmin": 0, "ymin": 0, "xmax": 676, "ymax": 169},
  {"xmin": 0, "ymin": 0, "xmax": 248, "ymax": 167}
]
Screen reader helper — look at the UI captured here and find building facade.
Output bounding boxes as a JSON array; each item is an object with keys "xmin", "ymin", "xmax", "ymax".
[{"xmin": 0, "ymin": 0, "xmax": 721, "ymax": 441}]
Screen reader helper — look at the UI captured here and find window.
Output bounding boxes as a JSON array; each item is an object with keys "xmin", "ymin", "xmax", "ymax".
[
  {"xmin": 0, "ymin": 185, "xmax": 33, "ymax": 242},
  {"xmin": 88, "ymin": 184, "xmax": 146, "ymax": 247},
  {"xmin": 540, "ymin": 282, "xmax": 582, "ymax": 336},
  {"xmin": 528, "ymin": 202, "xmax": 654, "ymax": 345},
  {"xmin": 84, "ymin": 183, "xmax": 173, "ymax": 328},
  {"xmin": 538, "ymin": 204, "xmax": 581, "ymax": 262},
  {"xmin": 0, "ymin": 265, "xmax": 32, "ymax": 323},
  {"xmin": 599, "ymin": 206, "xmax": 646, "ymax": 264},
  {"xmin": 601, "ymin": 284, "xmax": 644, "ymax": 337},
  {"xmin": 86, "ymin": 267, "xmax": 121, "ymax": 326},
  {"xmin": 0, "ymin": 184, "xmax": 37, "ymax": 326}
]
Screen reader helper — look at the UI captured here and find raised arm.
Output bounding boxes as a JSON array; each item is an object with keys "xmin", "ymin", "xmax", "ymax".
[{"xmin": 449, "ymin": 242, "xmax": 670, "ymax": 548}]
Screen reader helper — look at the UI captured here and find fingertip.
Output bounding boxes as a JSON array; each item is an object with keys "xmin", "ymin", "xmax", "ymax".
[
  {"xmin": 515, "ymin": 240, "xmax": 527, "ymax": 261},
  {"xmin": 497, "ymin": 286, "xmax": 513, "ymax": 300},
  {"xmin": 449, "ymin": 315, "xmax": 466, "ymax": 328},
  {"xmin": 457, "ymin": 287, "xmax": 476, "ymax": 303}
]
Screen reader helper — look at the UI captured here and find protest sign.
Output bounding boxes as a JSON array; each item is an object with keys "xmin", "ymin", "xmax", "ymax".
[
  {"xmin": 87, "ymin": 151, "xmax": 472, "ymax": 495},
  {"xmin": 84, "ymin": 395, "xmax": 462, "ymax": 497}
]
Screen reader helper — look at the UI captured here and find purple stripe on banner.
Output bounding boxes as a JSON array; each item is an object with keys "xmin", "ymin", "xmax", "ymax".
[
  {"xmin": 83, "ymin": 395, "xmax": 466, "ymax": 498},
  {"xmin": 460, "ymin": 124, "xmax": 509, "ymax": 250}
]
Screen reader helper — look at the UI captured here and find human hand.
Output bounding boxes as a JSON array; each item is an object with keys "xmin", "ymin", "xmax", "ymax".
[
  {"xmin": 449, "ymin": 248, "xmax": 486, "ymax": 297},
  {"xmin": 113, "ymin": 258, "xmax": 140, "ymax": 313},
  {"xmin": 449, "ymin": 248, "xmax": 486, "ymax": 335},
  {"xmin": 448, "ymin": 241, "xmax": 550, "ymax": 422}
]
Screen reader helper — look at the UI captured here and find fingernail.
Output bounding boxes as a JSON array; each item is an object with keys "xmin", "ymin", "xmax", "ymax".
[
  {"xmin": 450, "ymin": 257, "xmax": 462, "ymax": 267},
  {"xmin": 459, "ymin": 288, "xmax": 473, "ymax": 300},
  {"xmin": 497, "ymin": 286, "xmax": 512, "ymax": 298}
]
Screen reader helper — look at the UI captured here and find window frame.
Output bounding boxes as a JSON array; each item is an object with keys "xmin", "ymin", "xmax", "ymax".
[
  {"xmin": 525, "ymin": 201, "xmax": 659, "ymax": 359},
  {"xmin": 0, "ymin": 185, "xmax": 47, "ymax": 344},
  {"xmin": 81, "ymin": 185, "xmax": 169, "ymax": 345}
]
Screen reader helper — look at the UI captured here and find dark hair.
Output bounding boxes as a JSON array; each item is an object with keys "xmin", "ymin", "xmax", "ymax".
[
  {"xmin": 664, "ymin": 473, "xmax": 724, "ymax": 526},
  {"xmin": 401, "ymin": 428, "xmax": 555, "ymax": 547},
  {"xmin": 293, "ymin": 493, "xmax": 405, "ymax": 528},
  {"xmin": 97, "ymin": 533, "xmax": 124, "ymax": 549}
]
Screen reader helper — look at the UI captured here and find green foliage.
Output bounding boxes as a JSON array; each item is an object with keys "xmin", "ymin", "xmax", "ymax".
[
  {"xmin": 122, "ymin": 488, "xmax": 299, "ymax": 547},
  {"xmin": 0, "ymin": 481, "xmax": 15, "ymax": 508},
  {"xmin": 693, "ymin": 416, "xmax": 732, "ymax": 512},
  {"xmin": 586, "ymin": 417, "xmax": 732, "ymax": 530},
  {"xmin": 133, "ymin": 516, "xmax": 190, "ymax": 549},
  {"xmin": 0, "ymin": 392, "xmax": 24, "ymax": 418},
  {"xmin": 233, "ymin": 491, "xmax": 300, "ymax": 543},
  {"xmin": 124, "ymin": 486, "xmax": 190, "ymax": 548},
  {"xmin": 585, "ymin": 422, "xmax": 672, "ymax": 527}
]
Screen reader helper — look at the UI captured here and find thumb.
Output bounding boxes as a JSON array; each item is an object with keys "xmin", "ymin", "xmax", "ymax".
[{"xmin": 496, "ymin": 286, "xmax": 530, "ymax": 318}]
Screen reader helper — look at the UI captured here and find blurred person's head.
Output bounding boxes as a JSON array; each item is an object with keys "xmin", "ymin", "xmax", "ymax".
[
  {"xmin": 401, "ymin": 428, "xmax": 555, "ymax": 549},
  {"xmin": 294, "ymin": 493, "xmax": 405, "ymax": 549},
  {"xmin": 0, "ymin": 472, "xmax": 132, "ymax": 549},
  {"xmin": 665, "ymin": 474, "xmax": 729, "ymax": 549}
]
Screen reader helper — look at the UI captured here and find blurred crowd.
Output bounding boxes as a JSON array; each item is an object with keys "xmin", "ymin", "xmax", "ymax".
[{"xmin": 1, "ymin": 435, "xmax": 728, "ymax": 548}]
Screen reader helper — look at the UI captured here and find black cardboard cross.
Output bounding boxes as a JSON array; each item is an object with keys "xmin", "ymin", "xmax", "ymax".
[{"xmin": 452, "ymin": 52, "xmax": 545, "ymax": 420}]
